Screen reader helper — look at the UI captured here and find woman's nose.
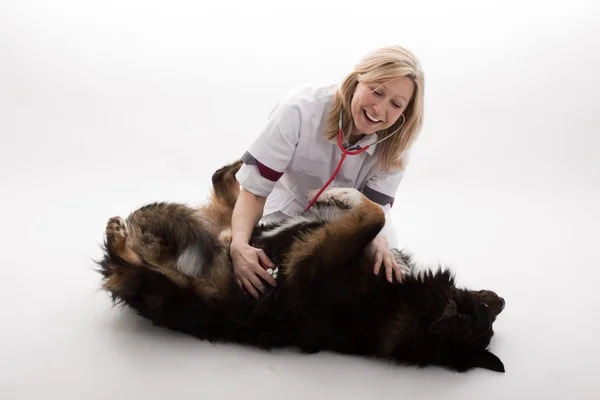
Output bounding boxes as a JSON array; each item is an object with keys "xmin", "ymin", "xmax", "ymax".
[{"xmin": 372, "ymin": 103, "xmax": 384, "ymax": 117}]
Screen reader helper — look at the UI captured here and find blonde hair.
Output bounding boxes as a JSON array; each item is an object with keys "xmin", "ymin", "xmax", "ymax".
[{"xmin": 324, "ymin": 46, "xmax": 425, "ymax": 171}]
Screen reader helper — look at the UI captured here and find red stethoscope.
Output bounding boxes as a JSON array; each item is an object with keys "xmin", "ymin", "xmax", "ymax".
[{"xmin": 303, "ymin": 111, "xmax": 404, "ymax": 213}]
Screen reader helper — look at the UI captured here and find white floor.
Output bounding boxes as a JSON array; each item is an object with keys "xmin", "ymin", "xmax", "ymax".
[{"xmin": 2, "ymin": 1, "xmax": 599, "ymax": 399}]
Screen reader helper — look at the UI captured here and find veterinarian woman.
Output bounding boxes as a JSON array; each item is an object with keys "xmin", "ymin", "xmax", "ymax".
[{"xmin": 231, "ymin": 45, "xmax": 425, "ymax": 299}]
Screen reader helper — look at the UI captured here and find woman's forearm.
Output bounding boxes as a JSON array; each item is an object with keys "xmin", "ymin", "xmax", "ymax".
[{"xmin": 231, "ymin": 188, "xmax": 267, "ymax": 248}]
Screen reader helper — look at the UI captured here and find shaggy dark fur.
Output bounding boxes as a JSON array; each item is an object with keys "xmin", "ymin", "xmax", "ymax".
[{"xmin": 96, "ymin": 161, "xmax": 506, "ymax": 373}]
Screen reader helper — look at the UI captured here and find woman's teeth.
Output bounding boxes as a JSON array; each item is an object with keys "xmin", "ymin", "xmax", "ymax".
[{"xmin": 364, "ymin": 110, "xmax": 380, "ymax": 123}]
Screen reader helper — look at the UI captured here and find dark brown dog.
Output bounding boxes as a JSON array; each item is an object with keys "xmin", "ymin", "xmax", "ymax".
[{"xmin": 97, "ymin": 160, "xmax": 506, "ymax": 373}]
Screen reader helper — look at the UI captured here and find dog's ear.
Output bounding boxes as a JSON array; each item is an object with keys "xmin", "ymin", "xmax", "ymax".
[
  {"xmin": 467, "ymin": 350, "xmax": 505, "ymax": 373},
  {"xmin": 428, "ymin": 300, "xmax": 466, "ymax": 335}
]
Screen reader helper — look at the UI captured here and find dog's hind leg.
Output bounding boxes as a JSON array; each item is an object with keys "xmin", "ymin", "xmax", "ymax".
[
  {"xmin": 281, "ymin": 188, "xmax": 386, "ymax": 283},
  {"xmin": 105, "ymin": 203, "xmax": 204, "ymax": 273},
  {"xmin": 105, "ymin": 216, "xmax": 143, "ymax": 266}
]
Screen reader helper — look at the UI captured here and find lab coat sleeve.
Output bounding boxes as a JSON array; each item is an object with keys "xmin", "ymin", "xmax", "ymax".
[
  {"xmin": 361, "ymin": 151, "xmax": 411, "ymax": 214},
  {"xmin": 235, "ymin": 96, "xmax": 302, "ymax": 197}
]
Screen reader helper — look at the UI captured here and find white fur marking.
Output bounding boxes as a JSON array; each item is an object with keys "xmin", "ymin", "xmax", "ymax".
[
  {"xmin": 397, "ymin": 260, "xmax": 412, "ymax": 276},
  {"xmin": 219, "ymin": 228, "xmax": 232, "ymax": 241},
  {"xmin": 308, "ymin": 188, "xmax": 364, "ymax": 209},
  {"xmin": 305, "ymin": 206, "xmax": 346, "ymax": 222},
  {"xmin": 391, "ymin": 249, "xmax": 414, "ymax": 277},
  {"xmin": 176, "ymin": 246, "xmax": 203, "ymax": 276},
  {"xmin": 259, "ymin": 215, "xmax": 312, "ymax": 239}
]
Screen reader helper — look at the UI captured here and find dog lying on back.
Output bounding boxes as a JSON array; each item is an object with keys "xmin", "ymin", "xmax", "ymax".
[{"xmin": 97, "ymin": 160, "xmax": 506, "ymax": 373}]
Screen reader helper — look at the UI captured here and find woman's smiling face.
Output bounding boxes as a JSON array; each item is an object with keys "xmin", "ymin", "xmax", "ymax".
[{"xmin": 350, "ymin": 76, "xmax": 414, "ymax": 136}]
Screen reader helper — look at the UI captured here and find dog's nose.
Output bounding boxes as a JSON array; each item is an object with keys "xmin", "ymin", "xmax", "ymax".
[{"xmin": 499, "ymin": 297, "xmax": 506, "ymax": 311}]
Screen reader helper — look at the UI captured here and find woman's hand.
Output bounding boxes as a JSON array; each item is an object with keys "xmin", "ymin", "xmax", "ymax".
[
  {"xmin": 230, "ymin": 241, "xmax": 277, "ymax": 299},
  {"xmin": 230, "ymin": 188, "xmax": 276, "ymax": 299},
  {"xmin": 367, "ymin": 233, "xmax": 403, "ymax": 283}
]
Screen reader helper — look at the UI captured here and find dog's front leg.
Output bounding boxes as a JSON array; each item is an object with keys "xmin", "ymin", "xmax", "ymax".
[{"xmin": 281, "ymin": 188, "xmax": 386, "ymax": 284}]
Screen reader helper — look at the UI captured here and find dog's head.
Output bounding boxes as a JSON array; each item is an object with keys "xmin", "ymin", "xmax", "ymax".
[{"xmin": 427, "ymin": 287, "xmax": 506, "ymax": 373}]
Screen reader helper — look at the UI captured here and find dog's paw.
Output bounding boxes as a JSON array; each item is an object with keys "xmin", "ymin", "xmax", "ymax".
[
  {"xmin": 106, "ymin": 216, "xmax": 128, "ymax": 247},
  {"xmin": 307, "ymin": 188, "xmax": 364, "ymax": 209},
  {"xmin": 212, "ymin": 159, "xmax": 243, "ymax": 184}
]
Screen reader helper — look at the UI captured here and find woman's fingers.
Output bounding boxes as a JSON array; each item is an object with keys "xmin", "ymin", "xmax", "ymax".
[
  {"xmin": 373, "ymin": 252, "xmax": 383, "ymax": 275},
  {"xmin": 256, "ymin": 250, "xmax": 277, "ymax": 286},
  {"xmin": 241, "ymin": 277, "xmax": 261, "ymax": 299}
]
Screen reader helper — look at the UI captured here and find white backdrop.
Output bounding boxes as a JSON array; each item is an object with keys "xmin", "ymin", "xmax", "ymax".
[{"xmin": 1, "ymin": 0, "xmax": 599, "ymax": 399}]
